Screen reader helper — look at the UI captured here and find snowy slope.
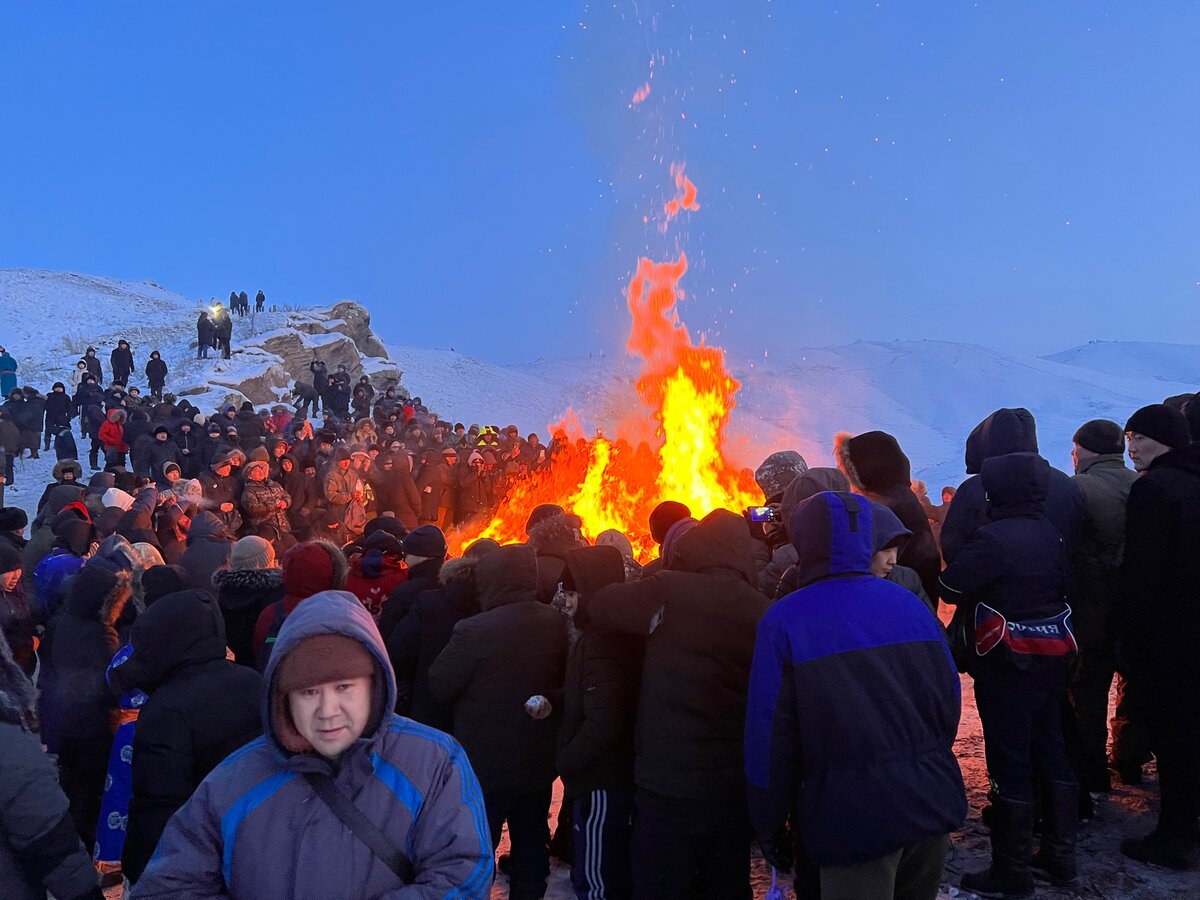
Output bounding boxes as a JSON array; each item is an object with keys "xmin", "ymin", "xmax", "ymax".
[{"xmin": 1044, "ymin": 340, "xmax": 1200, "ymax": 387}]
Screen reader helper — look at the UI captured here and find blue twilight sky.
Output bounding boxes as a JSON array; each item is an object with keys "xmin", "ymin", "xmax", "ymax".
[{"xmin": 1, "ymin": 2, "xmax": 1197, "ymax": 364}]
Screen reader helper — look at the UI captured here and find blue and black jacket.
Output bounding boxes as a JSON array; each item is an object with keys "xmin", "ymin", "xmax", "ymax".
[{"xmin": 745, "ymin": 492, "xmax": 966, "ymax": 866}]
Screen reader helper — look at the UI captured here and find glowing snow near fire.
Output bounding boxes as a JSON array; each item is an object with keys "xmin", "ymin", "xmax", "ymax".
[{"xmin": 452, "ymin": 168, "xmax": 760, "ymax": 561}]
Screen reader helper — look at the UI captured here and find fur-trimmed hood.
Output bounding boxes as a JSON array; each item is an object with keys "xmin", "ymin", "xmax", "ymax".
[
  {"xmin": 213, "ymin": 567, "xmax": 284, "ymax": 593},
  {"xmin": 834, "ymin": 430, "xmax": 912, "ymax": 495},
  {"xmin": 52, "ymin": 459, "xmax": 84, "ymax": 482},
  {"xmin": 65, "ymin": 565, "xmax": 132, "ymax": 625}
]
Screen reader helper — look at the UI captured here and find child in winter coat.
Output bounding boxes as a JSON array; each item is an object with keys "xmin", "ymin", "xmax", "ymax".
[{"xmin": 98, "ymin": 408, "xmax": 129, "ymax": 469}]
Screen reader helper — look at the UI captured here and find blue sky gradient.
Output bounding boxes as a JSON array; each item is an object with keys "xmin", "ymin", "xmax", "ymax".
[{"xmin": 2, "ymin": 2, "xmax": 1197, "ymax": 362}]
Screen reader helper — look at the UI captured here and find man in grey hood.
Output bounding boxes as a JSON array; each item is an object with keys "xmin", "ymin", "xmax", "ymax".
[{"xmin": 130, "ymin": 590, "xmax": 492, "ymax": 899}]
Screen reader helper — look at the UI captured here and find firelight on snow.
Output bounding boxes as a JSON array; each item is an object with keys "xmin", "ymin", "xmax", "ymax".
[{"xmin": 449, "ymin": 169, "xmax": 760, "ymax": 560}]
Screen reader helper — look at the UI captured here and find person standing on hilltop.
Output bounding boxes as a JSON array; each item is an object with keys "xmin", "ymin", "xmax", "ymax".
[
  {"xmin": 238, "ymin": 290, "xmax": 249, "ymax": 317},
  {"xmin": 255, "ymin": 289, "xmax": 265, "ymax": 313},
  {"xmin": 213, "ymin": 306, "xmax": 233, "ymax": 359},
  {"xmin": 110, "ymin": 340, "xmax": 134, "ymax": 387},
  {"xmin": 196, "ymin": 310, "xmax": 212, "ymax": 359},
  {"xmin": 144, "ymin": 351, "xmax": 167, "ymax": 400}
]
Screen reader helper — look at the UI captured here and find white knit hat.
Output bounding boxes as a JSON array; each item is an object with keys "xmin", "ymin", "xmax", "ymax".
[{"xmin": 102, "ymin": 487, "xmax": 134, "ymax": 511}]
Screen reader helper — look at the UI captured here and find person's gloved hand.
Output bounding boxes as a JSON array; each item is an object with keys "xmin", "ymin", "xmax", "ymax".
[{"xmin": 757, "ymin": 827, "xmax": 793, "ymax": 875}]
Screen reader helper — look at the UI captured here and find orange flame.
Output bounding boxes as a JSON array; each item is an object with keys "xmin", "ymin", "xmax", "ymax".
[
  {"xmin": 661, "ymin": 162, "xmax": 699, "ymax": 230},
  {"xmin": 631, "ymin": 82, "xmax": 651, "ymax": 106},
  {"xmin": 447, "ymin": 167, "xmax": 758, "ymax": 561}
]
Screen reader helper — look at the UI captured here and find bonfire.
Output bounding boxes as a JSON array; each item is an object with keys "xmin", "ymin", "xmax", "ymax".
[{"xmin": 450, "ymin": 168, "xmax": 761, "ymax": 561}]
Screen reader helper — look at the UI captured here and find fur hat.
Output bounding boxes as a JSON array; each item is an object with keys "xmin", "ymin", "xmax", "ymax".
[
  {"xmin": 1072, "ymin": 419, "xmax": 1125, "ymax": 456},
  {"xmin": 232, "ymin": 535, "xmax": 276, "ymax": 571},
  {"xmin": 1125, "ymin": 404, "xmax": 1190, "ymax": 450},
  {"xmin": 835, "ymin": 430, "xmax": 912, "ymax": 493}
]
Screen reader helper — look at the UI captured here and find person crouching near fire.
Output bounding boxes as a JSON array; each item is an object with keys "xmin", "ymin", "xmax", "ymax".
[{"xmin": 129, "ymin": 590, "xmax": 493, "ymax": 899}]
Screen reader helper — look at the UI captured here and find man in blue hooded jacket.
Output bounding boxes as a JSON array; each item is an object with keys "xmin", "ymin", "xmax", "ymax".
[
  {"xmin": 745, "ymin": 491, "xmax": 965, "ymax": 900},
  {"xmin": 129, "ymin": 590, "xmax": 492, "ymax": 899}
]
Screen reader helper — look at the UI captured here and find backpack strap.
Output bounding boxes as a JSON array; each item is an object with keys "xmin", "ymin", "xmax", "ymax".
[{"xmin": 303, "ymin": 771, "xmax": 413, "ymax": 883}]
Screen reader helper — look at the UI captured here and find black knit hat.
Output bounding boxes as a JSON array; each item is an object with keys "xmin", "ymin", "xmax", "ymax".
[
  {"xmin": 153, "ymin": 425, "xmax": 170, "ymax": 437},
  {"xmin": 402, "ymin": 525, "xmax": 446, "ymax": 560},
  {"xmin": 648, "ymin": 500, "xmax": 692, "ymax": 545},
  {"xmin": 0, "ymin": 507, "xmax": 28, "ymax": 533},
  {"xmin": 1125, "ymin": 404, "xmax": 1190, "ymax": 450},
  {"xmin": 1072, "ymin": 419, "xmax": 1124, "ymax": 456}
]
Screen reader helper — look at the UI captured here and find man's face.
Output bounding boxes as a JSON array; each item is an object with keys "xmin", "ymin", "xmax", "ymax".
[
  {"xmin": 871, "ymin": 547, "xmax": 899, "ymax": 578},
  {"xmin": 2, "ymin": 568, "xmax": 20, "ymax": 591},
  {"xmin": 287, "ymin": 676, "xmax": 372, "ymax": 758},
  {"xmin": 156, "ymin": 432, "xmax": 167, "ymax": 442},
  {"xmin": 941, "ymin": 489, "xmax": 953, "ymax": 504},
  {"xmin": 1127, "ymin": 432, "xmax": 1171, "ymax": 472},
  {"xmin": 215, "ymin": 464, "xmax": 232, "ymax": 477},
  {"xmin": 1069, "ymin": 442, "xmax": 1098, "ymax": 473},
  {"xmin": 338, "ymin": 457, "xmax": 350, "ymax": 470},
  {"xmin": 54, "ymin": 386, "xmax": 64, "ymax": 394}
]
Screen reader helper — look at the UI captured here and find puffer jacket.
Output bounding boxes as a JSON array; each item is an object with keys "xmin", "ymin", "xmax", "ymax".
[
  {"xmin": 556, "ymin": 547, "xmax": 642, "ymax": 801},
  {"xmin": 591, "ymin": 509, "xmax": 769, "ymax": 803},
  {"xmin": 239, "ymin": 477, "xmax": 292, "ymax": 536},
  {"xmin": 940, "ymin": 453, "xmax": 1071, "ymax": 677},
  {"xmin": 941, "ymin": 408, "xmax": 1083, "ymax": 563},
  {"xmin": 109, "ymin": 590, "xmax": 263, "ymax": 884},
  {"xmin": 128, "ymin": 591, "xmax": 493, "ymax": 900},
  {"xmin": 0, "ymin": 637, "xmax": 102, "ymax": 900},
  {"xmin": 745, "ymin": 492, "xmax": 965, "ymax": 866},
  {"xmin": 41, "ymin": 566, "xmax": 131, "ymax": 748},
  {"xmin": 388, "ymin": 557, "xmax": 482, "ymax": 734},
  {"xmin": 428, "ymin": 546, "xmax": 567, "ymax": 794}
]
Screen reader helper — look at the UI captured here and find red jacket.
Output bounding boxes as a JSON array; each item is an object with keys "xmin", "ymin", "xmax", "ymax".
[
  {"xmin": 98, "ymin": 420, "xmax": 128, "ymax": 453},
  {"xmin": 344, "ymin": 551, "xmax": 407, "ymax": 621}
]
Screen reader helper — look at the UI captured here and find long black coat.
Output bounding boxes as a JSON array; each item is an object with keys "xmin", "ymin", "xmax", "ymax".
[
  {"xmin": 428, "ymin": 546, "xmax": 567, "ymax": 795},
  {"xmin": 113, "ymin": 590, "xmax": 262, "ymax": 883},
  {"xmin": 1119, "ymin": 443, "xmax": 1200, "ymax": 675},
  {"xmin": 387, "ymin": 557, "xmax": 480, "ymax": 733},
  {"xmin": 591, "ymin": 510, "xmax": 769, "ymax": 804},
  {"xmin": 178, "ymin": 512, "xmax": 234, "ymax": 597},
  {"xmin": 145, "ymin": 358, "xmax": 167, "ymax": 390},
  {"xmin": 44, "ymin": 390, "xmax": 73, "ymax": 430},
  {"xmin": 111, "ymin": 346, "xmax": 134, "ymax": 384}
]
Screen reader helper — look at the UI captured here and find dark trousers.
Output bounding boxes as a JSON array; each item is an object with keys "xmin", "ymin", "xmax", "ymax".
[
  {"xmin": 484, "ymin": 787, "xmax": 552, "ymax": 900},
  {"xmin": 819, "ymin": 833, "xmax": 948, "ymax": 900},
  {"xmin": 974, "ymin": 665, "xmax": 1076, "ymax": 802},
  {"xmin": 631, "ymin": 789, "xmax": 751, "ymax": 900},
  {"xmin": 571, "ymin": 788, "xmax": 634, "ymax": 899},
  {"xmin": 59, "ymin": 734, "xmax": 113, "ymax": 850},
  {"xmin": 1067, "ymin": 637, "xmax": 1118, "ymax": 790},
  {"xmin": 1145, "ymin": 669, "xmax": 1200, "ymax": 840}
]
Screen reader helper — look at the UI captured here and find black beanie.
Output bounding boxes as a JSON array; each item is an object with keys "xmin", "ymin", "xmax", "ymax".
[
  {"xmin": 1072, "ymin": 419, "xmax": 1124, "ymax": 456},
  {"xmin": 0, "ymin": 507, "xmax": 29, "ymax": 532},
  {"xmin": 648, "ymin": 500, "xmax": 692, "ymax": 545},
  {"xmin": 1125, "ymin": 404, "xmax": 1191, "ymax": 450}
]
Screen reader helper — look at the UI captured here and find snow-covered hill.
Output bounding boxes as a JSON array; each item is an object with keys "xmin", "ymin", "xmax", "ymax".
[{"xmin": 3, "ymin": 268, "xmax": 1197, "ymax": 507}]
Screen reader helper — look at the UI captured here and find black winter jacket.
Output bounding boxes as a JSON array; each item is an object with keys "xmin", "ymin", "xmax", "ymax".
[
  {"xmin": 591, "ymin": 510, "xmax": 769, "ymax": 804},
  {"xmin": 44, "ymin": 390, "xmax": 73, "ymax": 429},
  {"xmin": 387, "ymin": 557, "xmax": 482, "ymax": 734},
  {"xmin": 111, "ymin": 589, "xmax": 262, "ymax": 883},
  {"xmin": 428, "ymin": 546, "xmax": 567, "ymax": 795},
  {"xmin": 1119, "ymin": 443, "xmax": 1200, "ymax": 675},
  {"xmin": 941, "ymin": 408, "xmax": 1083, "ymax": 563},
  {"xmin": 940, "ymin": 453, "xmax": 1071, "ymax": 677}
]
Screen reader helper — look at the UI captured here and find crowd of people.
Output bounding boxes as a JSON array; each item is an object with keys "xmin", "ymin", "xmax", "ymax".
[{"xmin": 1, "ymin": 335, "xmax": 1198, "ymax": 900}]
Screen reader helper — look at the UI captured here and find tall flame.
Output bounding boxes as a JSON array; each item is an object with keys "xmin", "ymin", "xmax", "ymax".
[{"xmin": 447, "ymin": 168, "xmax": 760, "ymax": 560}]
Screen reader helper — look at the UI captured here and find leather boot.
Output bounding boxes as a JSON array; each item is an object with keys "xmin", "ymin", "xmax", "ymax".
[
  {"xmin": 1032, "ymin": 781, "xmax": 1078, "ymax": 885},
  {"xmin": 961, "ymin": 797, "xmax": 1035, "ymax": 898}
]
